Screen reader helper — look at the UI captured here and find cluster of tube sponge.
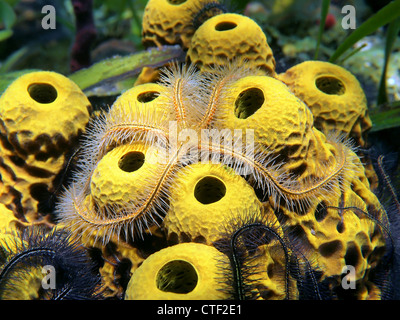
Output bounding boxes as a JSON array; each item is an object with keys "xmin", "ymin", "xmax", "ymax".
[{"xmin": 0, "ymin": 0, "xmax": 391, "ymax": 300}]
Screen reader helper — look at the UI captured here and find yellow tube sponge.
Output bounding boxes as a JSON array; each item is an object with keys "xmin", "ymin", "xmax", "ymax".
[
  {"xmin": 214, "ymin": 75, "xmax": 313, "ymax": 151},
  {"xmin": 90, "ymin": 142, "xmax": 167, "ymax": 208},
  {"xmin": 0, "ymin": 264, "xmax": 43, "ymax": 300},
  {"xmin": 124, "ymin": 242, "xmax": 231, "ymax": 300},
  {"xmin": 162, "ymin": 163, "xmax": 263, "ymax": 244},
  {"xmin": 261, "ymin": 149, "xmax": 388, "ymax": 299},
  {"xmin": 0, "ymin": 207, "xmax": 37, "ymax": 300},
  {"xmin": 277, "ymin": 61, "xmax": 372, "ymax": 147},
  {"xmin": 0, "ymin": 71, "xmax": 91, "ymax": 222},
  {"xmin": 59, "ymin": 141, "xmax": 171, "ymax": 245},
  {"xmin": 186, "ymin": 13, "xmax": 276, "ymax": 75},
  {"xmin": 59, "ymin": 210, "xmax": 168, "ymax": 299},
  {"xmin": 0, "ymin": 71, "xmax": 91, "ymax": 158},
  {"xmin": 108, "ymin": 83, "xmax": 172, "ymax": 122},
  {"xmin": 142, "ymin": 0, "xmax": 225, "ymax": 50},
  {"xmin": 213, "ymin": 74, "xmax": 342, "ymax": 189},
  {"xmin": 0, "ymin": 203, "xmax": 20, "ymax": 245},
  {"xmin": 249, "ymin": 242, "xmax": 298, "ymax": 300}
]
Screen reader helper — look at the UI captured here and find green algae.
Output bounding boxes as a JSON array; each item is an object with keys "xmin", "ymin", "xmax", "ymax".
[{"xmin": 69, "ymin": 45, "xmax": 185, "ymax": 96}]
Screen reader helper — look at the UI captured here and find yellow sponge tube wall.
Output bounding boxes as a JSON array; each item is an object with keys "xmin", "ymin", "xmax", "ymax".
[
  {"xmin": 0, "ymin": 71, "xmax": 91, "ymax": 222},
  {"xmin": 125, "ymin": 242, "xmax": 231, "ymax": 300}
]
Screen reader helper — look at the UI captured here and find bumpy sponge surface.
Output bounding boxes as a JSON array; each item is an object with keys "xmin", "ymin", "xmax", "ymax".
[
  {"xmin": 187, "ymin": 13, "xmax": 276, "ymax": 74},
  {"xmin": 277, "ymin": 61, "xmax": 372, "ymax": 147},
  {"xmin": 0, "ymin": 71, "xmax": 91, "ymax": 221},
  {"xmin": 142, "ymin": 0, "xmax": 224, "ymax": 49},
  {"xmin": 125, "ymin": 242, "xmax": 231, "ymax": 300},
  {"xmin": 163, "ymin": 163, "xmax": 263, "ymax": 244}
]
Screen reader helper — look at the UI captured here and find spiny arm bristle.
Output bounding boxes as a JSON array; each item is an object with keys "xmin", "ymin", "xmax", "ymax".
[
  {"xmin": 376, "ymin": 154, "xmax": 400, "ymax": 214},
  {"xmin": 158, "ymin": 62, "xmax": 207, "ymax": 126},
  {"xmin": 198, "ymin": 136, "xmax": 346, "ymax": 211},
  {"xmin": 56, "ymin": 146, "xmax": 186, "ymax": 246},
  {"xmin": 213, "ymin": 208, "xmax": 322, "ymax": 300},
  {"xmin": 198, "ymin": 61, "xmax": 257, "ymax": 128},
  {"xmin": 98, "ymin": 101, "xmax": 171, "ymax": 158},
  {"xmin": 0, "ymin": 227, "xmax": 103, "ymax": 300}
]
